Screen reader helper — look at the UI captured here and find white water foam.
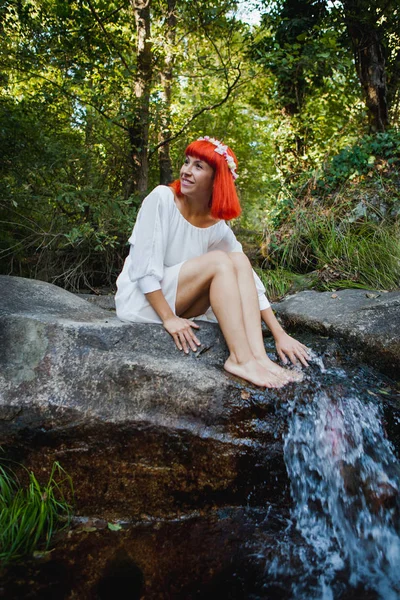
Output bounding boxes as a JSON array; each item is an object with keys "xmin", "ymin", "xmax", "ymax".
[{"xmin": 279, "ymin": 357, "xmax": 400, "ymax": 599}]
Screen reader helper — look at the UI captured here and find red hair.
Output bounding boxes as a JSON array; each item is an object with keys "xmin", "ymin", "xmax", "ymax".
[{"xmin": 169, "ymin": 139, "xmax": 241, "ymax": 220}]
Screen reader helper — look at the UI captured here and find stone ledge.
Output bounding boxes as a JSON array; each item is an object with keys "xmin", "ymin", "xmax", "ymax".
[{"xmin": 273, "ymin": 288, "xmax": 400, "ymax": 379}]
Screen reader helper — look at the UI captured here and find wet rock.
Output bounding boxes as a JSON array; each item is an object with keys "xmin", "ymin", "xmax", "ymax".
[
  {"xmin": 273, "ymin": 289, "xmax": 400, "ymax": 379},
  {"xmin": 0, "ymin": 275, "xmax": 289, "ymax": 520},
  {"xmin": 0, "ymin": 506, "xmax": 294, "ymax": 600}
]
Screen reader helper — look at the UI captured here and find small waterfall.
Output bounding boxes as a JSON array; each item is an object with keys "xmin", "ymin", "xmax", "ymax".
[{"xmin": 281, "ymin": 354, "xmax": 400, "ymax": 599}]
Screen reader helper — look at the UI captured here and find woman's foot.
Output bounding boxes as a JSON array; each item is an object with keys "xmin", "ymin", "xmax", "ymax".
[
  {"xmin": 224, "ymin": 356, "xmax": 287, "ymax": 388},
  {"xmin": 257, "ymin": 356, "xmax": 303, "ymax": 383}
]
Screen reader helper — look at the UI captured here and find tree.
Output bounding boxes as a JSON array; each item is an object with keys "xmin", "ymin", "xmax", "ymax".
[
  {"xmin": 128, "ymin": 0, "xmax": 153, "ymax": 193},
  {"xmin": 255, "ymin": 0, "xmax": 400, "ymax": 136},
  {"xmin": 0, "ymin": 0, "xmax": 249, "ymax": 286},
  {"xmin": 249, "ymin": 0, "xmax": 360, "ymax": 175},
  {"xmin": 157, "ymin": 0, "xmax": 176, "ymax": 184},
  {"xmin": 341, "ymin": 0, "xmax": 400, "ymax": 131}
]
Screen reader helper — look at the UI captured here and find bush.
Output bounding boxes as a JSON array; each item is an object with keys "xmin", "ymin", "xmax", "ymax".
[
  {"xmin": 320, "ymin": 130, "xmax": 400, "ymax": 191},
  {"xmin": 259, "ymin": 130, "xmax": 400, "ymax": 296},
  {"xmin": 268, "ymin": 215, "xmax": 400, "ymax": 292}
]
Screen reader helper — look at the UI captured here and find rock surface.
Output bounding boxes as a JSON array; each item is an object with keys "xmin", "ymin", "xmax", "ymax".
[
  {"xmin": 0, "ymin": 275, "xmax": 293, "ymax": 520},
  {"xmin": 1, "ymin": 279, "xmax": 398, "ymax": 504},
  {"xmin": 273, "ymin": 288, "xmax": 400, "ymax": 379},
  {"xmin": 1, "ymin": 276, "xmax": 399, "ymax": 600},
  {"xmin": 78, "ymin": 287, "xmax": 400, "ymax": 379}
]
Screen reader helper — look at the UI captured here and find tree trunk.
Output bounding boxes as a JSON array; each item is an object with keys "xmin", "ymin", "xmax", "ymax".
[
  {"xmin": 128, "ymin": 0, "xmax": 153, "ymax": 196},
  {"xmin": 343, "ymin": 1, "xmax": 388, "ymax": 132},
  {"xmin": 387, "ymin": 48, "xmax": 400, "ymax": 117},
  {"xmin": 158, "ymin": 0, "xmax": 176, "ymax": 185}
]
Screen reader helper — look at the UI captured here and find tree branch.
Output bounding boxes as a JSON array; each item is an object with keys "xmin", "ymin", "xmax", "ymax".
[
  {"xmin": 86, "ymin": 0, "xmax": 134, "ymax": 75},
  {"xmin": 20, "ymin": 72, "xmax": 129, "ymax": 132},
  {"xmin": 148, "ymin": 68, "xmax": 242, "ymax": 156}
]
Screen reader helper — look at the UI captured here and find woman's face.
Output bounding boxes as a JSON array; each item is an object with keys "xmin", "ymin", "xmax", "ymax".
[{"xmin": 180, "ymin": 155, "xmax": 214, "ymax": 199}]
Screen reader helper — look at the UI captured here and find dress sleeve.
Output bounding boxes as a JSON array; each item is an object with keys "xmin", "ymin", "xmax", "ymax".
[
  {"xmin": 126, "ymin": 187, "xmax": 168, "ymax": 294},
  {"xmin": 211, "ymin": 225, "xmax": 271, "ymax": 310}
]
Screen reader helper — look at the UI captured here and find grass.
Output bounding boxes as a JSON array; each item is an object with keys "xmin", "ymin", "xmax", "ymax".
[
  {"xmin": 268, "ymin": 215, "xmax": 400, "ymax": 294},
  {"xmin": 258, "ymin": 136, "xmax": 400, "ymax": 297},
  {"xmin": 313, "ymin": 220, "xmax": 400, "ymax": 290},
  {"xmin": 0, "ymin": 460, "xmax": 74, "ymax": 566},
  {"xmin": 255, "ymin": 267, "xmax": 292, "ymax": 301},
  {"xmin": 256, "ymin": 266, "xmax": 320, "ymax": 302}
]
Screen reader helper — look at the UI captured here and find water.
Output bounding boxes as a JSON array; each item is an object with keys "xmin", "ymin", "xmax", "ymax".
[{"xmin": 277, "ymin": 350, "xmax": 400, "ymax": 599}]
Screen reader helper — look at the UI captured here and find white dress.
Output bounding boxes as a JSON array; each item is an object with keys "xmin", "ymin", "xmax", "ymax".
[{"xmin": 115, "ymin": 185, "xmax": 270, "ymax": 324}]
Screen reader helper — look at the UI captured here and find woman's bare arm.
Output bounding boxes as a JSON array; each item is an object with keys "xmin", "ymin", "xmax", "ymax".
[{"xmin": 261, "ymin": 307, "xmax": 310, "ymax": 367}]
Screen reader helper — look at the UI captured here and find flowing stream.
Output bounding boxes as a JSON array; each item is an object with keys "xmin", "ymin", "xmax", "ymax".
[{"xmin": 272, "ymin": 351, "xmax": 400, "ymax": 599}]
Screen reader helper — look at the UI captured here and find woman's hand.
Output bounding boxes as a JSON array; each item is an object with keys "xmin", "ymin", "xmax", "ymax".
[
  {"xmin": 163, "ymin": 316, "xmax": 201, "ymax": 354},
  {"xmin": 274, "ymin": 330, "xmax": 310, "ymax": 367}
]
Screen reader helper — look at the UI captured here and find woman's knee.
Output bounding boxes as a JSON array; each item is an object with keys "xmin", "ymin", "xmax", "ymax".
[
  {"xmin": 228, "ymin": 252, "xmax": 252, "ymax": 273},
  {"xmin": 205, "ymin": 250, "xmax": 235, "ymax": 275}
]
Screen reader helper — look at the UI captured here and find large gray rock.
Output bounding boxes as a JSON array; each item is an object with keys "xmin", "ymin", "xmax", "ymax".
[
  {"xmin": 1, "ymin": 276, "xmax": 398, "ymax": 526},
  {"xmin": 273, "ymin": 288, "xmax": 400, "ymax": 378},
  {"xmin": 0, "ymin": 276, "xmax": 292, "ymax": 520},
  {"xmin": 79, "ymin": 287, "xmax": 400, "ymax": 379}
]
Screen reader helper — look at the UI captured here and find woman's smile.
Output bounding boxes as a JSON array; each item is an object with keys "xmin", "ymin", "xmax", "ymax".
[{"xmin": 180, "ymin": 155, "xmax": 214, "ymax": 197}]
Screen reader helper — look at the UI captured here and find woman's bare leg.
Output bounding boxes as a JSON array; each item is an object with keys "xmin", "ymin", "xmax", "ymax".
[
  {"xmin": 175, "ymin": 251, "xmax": 284, "ymax": 388},
  {"xmin": 228, "ymin": 253, "xmax": 302, "ymax": 383}
]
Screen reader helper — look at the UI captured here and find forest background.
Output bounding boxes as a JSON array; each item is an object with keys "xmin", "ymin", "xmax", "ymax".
[{"xmin": 1, "ymin": 0, "xmax": 399, "ymax": 300}]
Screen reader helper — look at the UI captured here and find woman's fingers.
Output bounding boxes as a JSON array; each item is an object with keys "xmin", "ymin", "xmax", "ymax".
[
  {"xmin": 164, "ymin": 316, "xmax": 202, "ymax": 353},
  {"xmin": 294, "ymin": 343, "xmax": 310, "ymax": 366},
  {"xmin": 180, "ymin": 328, "xmax": 200, "ymax": 353},
  {"xmin": 277, "ymin": 339, "xmax": 310, "ymax": 367},
  {"xmin": 185, "ymin": 320, "xmax": 201, "ymax": 347},
  {"xmin": 296, "ymin": 349, "xmax": 310, "ymax": 367},
  {"xmin": 287, "ymin": 350, "xmax": 298, "ymax": 365},
  {"xmin": 286, "ymin": 346, "xmax": 309, "ymax": 367},
  {"xmin": 173, "ymin": 333, "xmax": 183, "ymax": 352},
  {"xmin": 277, "ymin": 348, "xmax": 288, "ymax": 365},
  {"xmin": 178, "ymin": 331, "xmax": 189, "ymax": 354}
]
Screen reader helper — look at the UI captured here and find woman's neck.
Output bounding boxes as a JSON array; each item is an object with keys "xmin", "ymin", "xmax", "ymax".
[
  {"xmin": 181, "ymin": 193, "xmax": 210, "ymax": 217},
  {"xmin": 174, "ymin": 191, "xmax": 219, "ymax": 228}
]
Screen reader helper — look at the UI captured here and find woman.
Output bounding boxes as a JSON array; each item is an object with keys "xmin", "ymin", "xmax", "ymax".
[{"xmin": 116, "ymin": 136, "xmax": 309, "ymax": 388}]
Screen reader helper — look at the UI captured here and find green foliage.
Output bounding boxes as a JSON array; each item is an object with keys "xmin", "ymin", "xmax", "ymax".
[
  {"xmin": 1, "ymin": 0, "xmax": 254, "ymax": 288},
  {"xmin": 0, "ymin": 460, "xmax": 73, "ymax": 566},
  {"xmin": 321, "ymin": 130, "xmax": 400, "ymax": 190},
  {"xmin": 0, "ymin": 93, "xmax": 138, "ymax": 289},
  {"xmin": 258, "ymin": 128, "xmax": 400, "ymax": 295},
  {"xmin": 315, "ymin": 222, "xmax": 400, "ymax": 291},
  {"xmin": 264, "ymin": 129, "xmax": 400, "ymax": 230},
  {"xmin": 274, "ymin": 215, "xmax": 400, "ymax": 291},
  {"xmin": 249, "ymin": 0, "xmax": 362, "ymax": 177},
  {"xmin": 256, "ymin": 266, "xmax": 312, "ymax": 301},
  {"xmin": 1, "ymin": 0, "xmax": 399, "ymax": 293},
  {"xmin": 260, "ymin": 133, "xmax": 400, "ymax": 294}
]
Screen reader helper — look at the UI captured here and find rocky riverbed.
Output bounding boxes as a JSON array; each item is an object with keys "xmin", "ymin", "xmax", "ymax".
[{"xmin": 0, "ymin": 276, "xmax": 399, "ymax": 599}]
